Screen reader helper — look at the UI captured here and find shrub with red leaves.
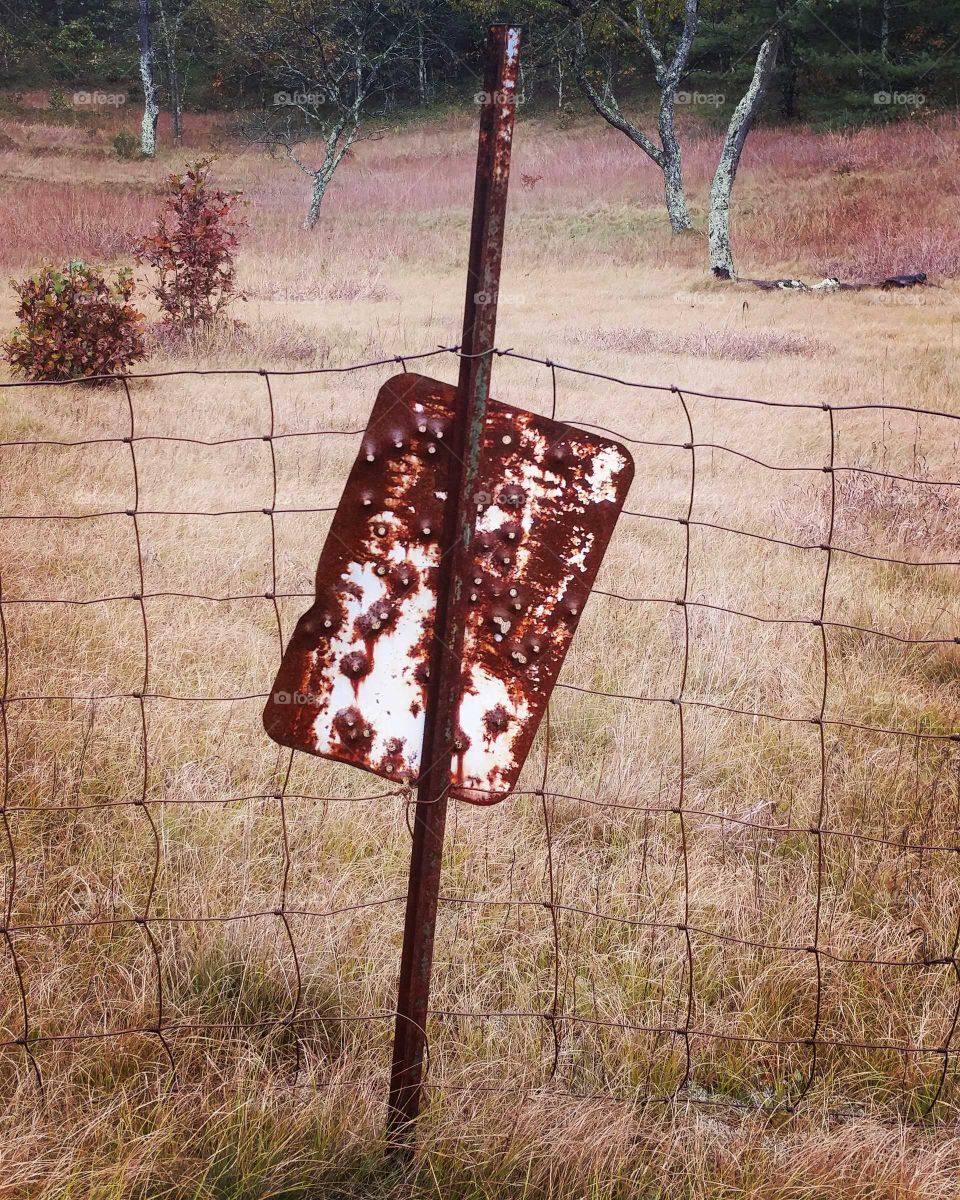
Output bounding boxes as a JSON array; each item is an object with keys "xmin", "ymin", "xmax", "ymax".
[
  {"xmin": 4, "ymin": 260, "xmax": 146, "ymax": 382},
  {"xmin": 136, "ymin": 158, "xmax": 244, "ymax": 327}
]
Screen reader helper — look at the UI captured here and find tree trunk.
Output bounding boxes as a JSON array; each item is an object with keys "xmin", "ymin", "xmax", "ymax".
[
  {"xmin": 663, "ymin": 151, "xmax": 691, "ymax": 233},
  {"xmin": 708, "ymin": 32, "xmax": 781, "ymax": 279},
  {"xmin": 157, "ymin": 0, "xmax": 183, "ymax": 146},
  {"xmin": 880, "ymin": 0, "xmax": 890, "ymax": 61},
  {"xmin": 304, "ymin": 169, "xmax": 331, "ymax": 229},
  {"xmin": 659, "ymin": 86, "xmax": 692, "ymax": 232},
  {"xmin": 169, "ymin": 59, "xmax": 183, "ymax": 145},
  {"xmin": 138, "ymin": 0, "xmax": 159, "ymax": 158},
  {"xmin": 417, "ymin": 28, "xmax": 427, "ymax": 104},
  {"xmin": 300, "ymin": 124, "xmax": 355, "ymax": 229}
]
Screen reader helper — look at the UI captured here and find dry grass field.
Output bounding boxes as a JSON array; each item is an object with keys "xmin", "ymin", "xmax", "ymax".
[{"xmin": 0, "ymin": 102, "xmax": 959, "ymax": 1197}]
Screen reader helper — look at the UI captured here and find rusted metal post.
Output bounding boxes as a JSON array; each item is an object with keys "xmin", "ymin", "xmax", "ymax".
[{"xmin": 386, "ymin": 23, "xmax": 521, "ymax": 1146}]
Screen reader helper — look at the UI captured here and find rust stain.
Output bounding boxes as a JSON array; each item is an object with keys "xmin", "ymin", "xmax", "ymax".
[{"xmin": 263, "ymin": 373, "xmax": 634, "ymax": 804}]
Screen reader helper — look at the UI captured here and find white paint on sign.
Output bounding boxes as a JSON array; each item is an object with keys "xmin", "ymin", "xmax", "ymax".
[{"xmin": 307, "ymin": 511, "xmax": 436, "ymax": 777}]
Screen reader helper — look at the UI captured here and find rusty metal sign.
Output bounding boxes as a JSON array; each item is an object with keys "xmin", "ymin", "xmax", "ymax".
[{"xmin": 263, "ymin": 372, "xmax": 633, "ymax": 803}]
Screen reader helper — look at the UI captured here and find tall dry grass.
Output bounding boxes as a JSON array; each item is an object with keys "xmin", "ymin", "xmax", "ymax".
[
  {"xmin": 0, "ymin": 104, "xmax": 959, "ymax": 1197},
  {"xmin": 1, "ymin": 106, "xmax": 958, "ymax": 279}
]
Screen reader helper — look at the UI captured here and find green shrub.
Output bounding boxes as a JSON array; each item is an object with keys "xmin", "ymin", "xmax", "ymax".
[
  {"xmin": 4, "ymin": 260, "xmax": 147, "ymax": 382},
  {"xmin": 113, "ymin": 130, "xmax": 139, "ymax": 160},
  {"xmin": 47, "ymin": 86, "xmax": 70, "ymax": 114},
  {"xmin": 556, "ymin": 101, "xmax": 576, "ymax": 130}
]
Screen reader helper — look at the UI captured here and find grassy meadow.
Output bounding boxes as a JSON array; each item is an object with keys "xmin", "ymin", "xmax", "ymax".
[{"xmin": 0, "ymin": 99, "xmax": 959, "ymax": 1197}]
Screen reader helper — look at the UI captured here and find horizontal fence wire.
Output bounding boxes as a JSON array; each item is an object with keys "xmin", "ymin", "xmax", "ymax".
[{"xmin": 1, "ymin": 345, "xmax": 958, "ymax": 1122}]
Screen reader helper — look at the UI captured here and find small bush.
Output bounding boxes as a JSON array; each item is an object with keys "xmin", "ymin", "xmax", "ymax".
[
  {"xmin": 112, "ymin": 130, "xmax": 139, "ymax": 160},
  {"xmin": 47, "ymin": 87, "xmax": 70, "ymax": 114},
  {"xmin": 4, "ymin": 260, "xmax": 147, "ymax": 382},
  {"xmin": 136, "ymin": 157, "xmax": 244, "ymax": 327},
  {"xmin": 556, "ymin": 101, "xmax": 576, "ymax": 130}
]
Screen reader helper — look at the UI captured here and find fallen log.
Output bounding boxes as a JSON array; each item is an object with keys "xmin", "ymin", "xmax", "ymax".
[{"xmin": 735, "ymin": 271, "xmax": 929, "ymax": 292}]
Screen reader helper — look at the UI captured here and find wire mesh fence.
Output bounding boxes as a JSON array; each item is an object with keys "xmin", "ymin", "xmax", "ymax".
[{"xmin": 1, "ymin": 344, "xmax": 959, "ymax": 1124}]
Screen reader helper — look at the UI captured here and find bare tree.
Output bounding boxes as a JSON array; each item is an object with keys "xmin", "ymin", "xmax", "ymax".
[
  {"xmin": 413, "ymin": 9, "xmax": 428, "ymax": 104},
  {"xmin": 709, "ymin": 30, "xmax": 781, "ymax": 278},
  {"xmin": 567, "ymin": 2, "xmax": 783, "ymax": 277},
  {"xmin": 138, "ymin": 0, "xmax": 160, "ymax": 157},
  {"xmin": 156, "ymin": 0, "xmax": 186, "ymax": 146},
  {"xmin": 255, "ymin": 93, "xmax": 374, "ymax": 231},
  {"xmin": 220, "ymin": 0, "xmax": 406, "ymax": 229},
  {"xmin": 568, "ymin": 1, "xmax": 698, "ymax": 233}
]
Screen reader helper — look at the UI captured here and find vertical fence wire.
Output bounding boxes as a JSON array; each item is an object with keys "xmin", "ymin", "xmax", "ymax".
[
  {"xmin": 0, "ymin": 569, "xmax": 42, "ymax": 1092},
  {"xmin": 122, "ymin": 376, "xmax": 178, "ymax": 1084},
  {"xmin": 674, "ymin": 386, "xmax": 695, "ymax": 1096},
  {"xmin": 262, "ymin": 368, "xmax": 305, "ymax": 1079}
]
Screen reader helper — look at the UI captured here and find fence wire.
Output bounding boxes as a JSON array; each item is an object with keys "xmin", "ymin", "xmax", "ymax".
[{"xmin": 1, "ymin": 344, "xmax": 958, "ymax": 1123}]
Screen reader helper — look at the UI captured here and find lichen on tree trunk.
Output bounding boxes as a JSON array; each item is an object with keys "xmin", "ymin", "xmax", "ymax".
[
  {"xmin": 138, "ymin": 0, "xmax": 159, "ymax": 158},
  {"xmin": 709, "ymin": 32, "xmax": 781, "ymax": 279},
  {"xmin": 663, "ymin": 152, "xmax": 691, "ymax": 233},
  {"xmin": 299, "ymin": 120, "xmax": 358, "ymax": 230},
  {"xmin": 659, "ymin": 84, "xmax": 692, "ymax": 233}
]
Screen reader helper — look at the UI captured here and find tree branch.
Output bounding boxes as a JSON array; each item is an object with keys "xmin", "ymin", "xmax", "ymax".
[{"xmin": 571, "ymin": 19, "xmax": 664, "ymax": 168}]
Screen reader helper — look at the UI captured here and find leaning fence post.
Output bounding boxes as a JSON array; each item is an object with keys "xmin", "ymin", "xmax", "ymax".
[{"xmin": 385, "ymin": 22, "xmax": 522, "ymax": 1147}]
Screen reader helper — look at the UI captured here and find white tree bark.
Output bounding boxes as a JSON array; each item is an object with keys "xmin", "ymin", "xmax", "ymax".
[
  {"xmin": 138, "ymin": 0, "xmax": 159, "ymax": 158},
  {"xmin": 708, "ymin": 31, "xmax": 781, "ymax": 279},
  {"xmin": 570, "ymin": 2, "xmax": 697, "ymax": 234}
]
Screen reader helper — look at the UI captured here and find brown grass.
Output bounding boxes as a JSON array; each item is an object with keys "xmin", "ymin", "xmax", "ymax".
[{"xmin": 0, "ymin": 104, "xmax": 959, "ymax": 1198}]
